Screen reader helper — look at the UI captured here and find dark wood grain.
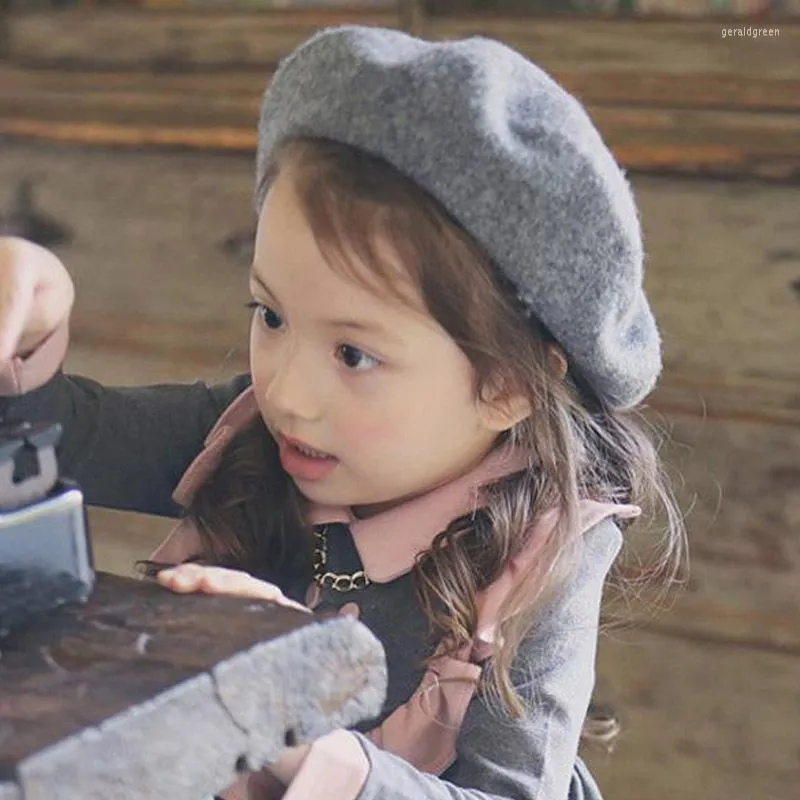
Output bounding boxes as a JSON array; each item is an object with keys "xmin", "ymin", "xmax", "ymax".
[
  {"xmin": 2, "ymin": 12, "xmax": 798, "ymax": 182},
  {"xmin": 4, "ymin": 64, "xmax": 799, "ymax": 114},
  {"xmin": 7, "ymin": 12, "xmax": 799, "ymax": 83},
  {"xmin": 0, "ymin": 573, "xmax": 386, "ymax": 799},
  {"xmin": 1, "ymin": 96, "xmax": 798, "ymax": 183}
]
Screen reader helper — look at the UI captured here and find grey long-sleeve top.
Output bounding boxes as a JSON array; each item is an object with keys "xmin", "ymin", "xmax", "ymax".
[{"xmin": 0, "ymin": 369, "xmax": 618, "ymax": 800}]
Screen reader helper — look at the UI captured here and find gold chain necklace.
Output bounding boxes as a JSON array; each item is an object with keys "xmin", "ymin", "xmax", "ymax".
[{"xmin": 312, "ymin": 525, "xmax": 371, "ymax": 592}]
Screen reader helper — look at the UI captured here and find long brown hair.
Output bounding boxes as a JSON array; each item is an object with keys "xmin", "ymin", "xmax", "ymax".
[{"xmin": 184, "ymin": 137, "xmax": 686, "ymax": 746}]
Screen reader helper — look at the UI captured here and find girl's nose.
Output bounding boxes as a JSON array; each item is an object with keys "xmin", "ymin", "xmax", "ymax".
[{"xmin": 263, "ymin": 347, "xmax": 321, "ymax": 422}]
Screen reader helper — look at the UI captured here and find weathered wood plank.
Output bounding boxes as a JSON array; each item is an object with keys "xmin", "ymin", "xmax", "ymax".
[
  {"xmin": 4, "ymin": 57, "xmax": 800, "ymax": 114},
  {"xmin": 559, "ymin": 71, "xmax": 800, "ymax": 114},
  {"xmin": 3, "ymin": 11, "xmax": 799, "ymax": 181},
  {"xmin": 432, "ymin": 0, "xmax": 800, "ymax": 14},
  {"xmin": 3, "ymin": 71, "xmax": 800, "ymax": 141},
  {"xmin": 649, "ymin": 374, "xmax": 800, "ymax": 429},
  {"xmin": 8, "ymin": 7, "xmax": 401, "ymax": 70},
  {"xmin": 0, "ymin": 86, "xmax": 261, "ymax": 130},
  {"xmin": 664, "ymin": 414, "xmax": 799, "ymax": 600},
  {"xmin": 609, "ymin": 412, "xmax": 800, "ymax": 651},
  {"xmin": 0, "ymin": 573, "xmax": 387, "ymax": 800},
  {"xmin": 635, "ymin": 175, "xmax": 800, "ymax": 385},
  {"xmin": 0, "ymin": 144, "xmax": 258, "ymax": 325},
  {"xmin": 9, "ymin": 12, "xmax": 798, "ymax": 85},
  {"xmin": 593, "ymin": 106, "xmax": 800, "ymax": 182},
  {"xmin": 585, "ymin": 626, "xmax": 800, "ymax": 800},
  {"xmin": 1, "ymin": 71, "xmax": 797, "ymax": 181},
  {"xmin": 634, "ymin": 0, "xmax": 800, "ymax": 15},
  {"xmin": 424, "ymin": 17, "xmax": 800, "ymax": 81}
]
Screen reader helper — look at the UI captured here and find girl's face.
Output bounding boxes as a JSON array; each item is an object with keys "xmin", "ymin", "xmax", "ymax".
[{"xmin": 249, "ymin": 169, "xmax": 518, "ymax": 518}]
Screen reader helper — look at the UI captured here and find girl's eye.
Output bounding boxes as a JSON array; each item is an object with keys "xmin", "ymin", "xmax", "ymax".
[
  {"xmin": 337, "ymin": 344, "xmax": 381, "ymax": 372},
  {"xmin": 246, "ymin": 302, "xmax": 381, "ymax": 372},
  {"xmin": 246, "ymin": 301, "xmax": 282, "ymax": 330}
]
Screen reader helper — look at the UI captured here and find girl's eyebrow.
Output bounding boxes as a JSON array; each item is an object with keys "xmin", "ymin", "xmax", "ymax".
[{"xmin": 249, "ymin": 267, "xmax": 405, "ymax": 344}]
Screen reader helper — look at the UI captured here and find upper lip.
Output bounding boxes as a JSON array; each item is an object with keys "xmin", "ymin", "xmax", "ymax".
[{"xmin": 281, "ymin": 433, "xmax": 333, "ymax": 456}]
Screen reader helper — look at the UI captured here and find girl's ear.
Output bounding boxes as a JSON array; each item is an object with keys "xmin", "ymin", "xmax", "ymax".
[
  {"xmin": 477, "ymin": 345, "xmax": 568, "ymax": 433},
  {"xmin": 476, "ymin": 385, "xmax": 533, "ymax": 433},
  {"xmin": 548, "ymin": 345, "xmax": 569, "ymax": 382}
]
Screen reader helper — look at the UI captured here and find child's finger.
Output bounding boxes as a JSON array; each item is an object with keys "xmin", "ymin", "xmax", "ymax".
[
  {"xmin": 156, "ymin": 562, "xmax": 206, "ymax": 592},
  {"xmin": 196, "ymin": 567, "xmax": 283, "ymax": 599},
  {"xmin": 157, "ymin": 565, "xmax": 311, "ymax": 613},
  {"xmin": 198, "ymin": 569, "xmax": 313, "ymax": 613}
]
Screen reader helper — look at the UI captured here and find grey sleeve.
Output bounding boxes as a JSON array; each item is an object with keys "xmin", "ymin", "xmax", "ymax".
[
  {"xmin": 0, "ymin": 369, "xmax": 252, "ymax": 517},
  {"xmin": 351, "ymin": 519, "xmax": 623, "ymax": 800}
]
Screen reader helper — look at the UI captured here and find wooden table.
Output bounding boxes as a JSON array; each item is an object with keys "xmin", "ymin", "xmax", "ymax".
[{"xmin": 0, "ymin": 572, "xmax": 387, "ymax": 800}]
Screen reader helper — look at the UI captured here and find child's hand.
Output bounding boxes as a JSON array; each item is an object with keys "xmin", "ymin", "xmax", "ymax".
[
  {"xmin": 156, "ymin": 564, "xmax": 311, "ymax": 614},
  {"xmin": 247, "ymin": 746, "xmax": 312, "ymax": 796},
  {"xmin": 0, "ymin": 237, "xmax": 75, "ymax": 361}
]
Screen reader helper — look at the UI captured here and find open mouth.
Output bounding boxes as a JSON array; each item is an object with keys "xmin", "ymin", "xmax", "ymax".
[
  {"xmin": 290, "ymin": 441, "xmax": 335, "ymax": 460},
  {"xmin": 278, "ymin": 435, "xmax": 340, "ymax": 480}
]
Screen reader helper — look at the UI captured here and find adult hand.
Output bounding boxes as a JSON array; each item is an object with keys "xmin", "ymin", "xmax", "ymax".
[{"xmin": 0, "ymin": 237, "xmax": 75, "ymax": 361}]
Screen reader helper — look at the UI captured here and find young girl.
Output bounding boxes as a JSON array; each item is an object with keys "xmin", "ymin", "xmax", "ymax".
[{"xmin": 0, "ymin": 25, "xmax": 685, "ymax": 800}]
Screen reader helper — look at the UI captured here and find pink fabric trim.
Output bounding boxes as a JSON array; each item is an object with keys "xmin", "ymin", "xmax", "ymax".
[
  {"xmin": 471, "ymin": 500, "xmax": 640, "ymax": 659},
  {"xmin": 0, "ymin": 319, "xmax": 69, "ymax": 396},
  {"xmin": 152, "ymin": 388, "xmax": 261, "ymax": 565},
  {"xmin": 365, "ymin": 647, "xmax": 481, "ymax": 775},
  {"xmin": 308, "ymin": 444, "xmax": 529, "ymax": 583},
  {"xmin": 171, "ymin": 388, "xmax": 260, "ymax": 507},
  {"xmin": 281, "ymin": 730, "xmax": 369, "ymax": 800},
  {"xmin": 148, "ymin": 516, "xmax": 203, "ymax": 565}
]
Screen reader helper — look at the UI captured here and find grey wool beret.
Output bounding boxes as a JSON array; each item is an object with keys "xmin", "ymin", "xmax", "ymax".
[{"xmin": 256, "ymin": 25, "xmax": 662, "ymax": 409}]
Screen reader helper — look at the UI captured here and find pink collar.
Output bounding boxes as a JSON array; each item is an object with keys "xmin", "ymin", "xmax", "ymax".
[{"xmin": 305, "ymin": 443, "xmax": 529, "ymax": 583}]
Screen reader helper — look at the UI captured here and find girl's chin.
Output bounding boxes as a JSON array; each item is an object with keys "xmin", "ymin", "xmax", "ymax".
[
  {"xmin": 292, "ymin": 476, "xmax": 349, "ymax": 504},
  {"xmin": 292, "ymin": 480, "xmax": 387, "ymax": 520}
]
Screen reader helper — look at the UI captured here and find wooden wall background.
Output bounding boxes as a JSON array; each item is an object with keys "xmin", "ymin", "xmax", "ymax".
[
  {"xmin": 0, "ymin": 3, "xmax": 798, "ymax": 799},
  {"xmin": 15, "ymin": 0, "xmax": 800, "ymax": 14}
]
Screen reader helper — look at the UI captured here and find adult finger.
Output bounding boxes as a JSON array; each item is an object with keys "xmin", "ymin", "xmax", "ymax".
[{"xmin": 0, "ymin": 245, "xmax": 35, "ymax": 363}]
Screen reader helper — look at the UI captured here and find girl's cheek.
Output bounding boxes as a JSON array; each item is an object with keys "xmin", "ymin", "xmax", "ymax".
[
  {"xmin": 250, "ymin": 325, "xmax": 269, "ymax": 370},
  {"xmin": 336, "ymin": 409, "xmax": 401, "ymax": 454}
]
